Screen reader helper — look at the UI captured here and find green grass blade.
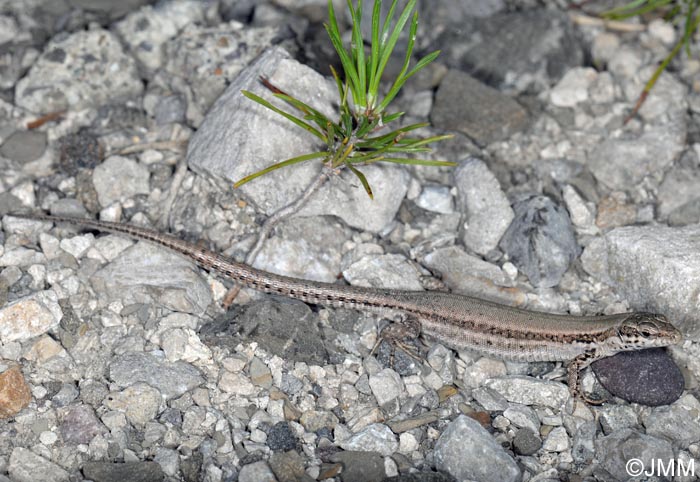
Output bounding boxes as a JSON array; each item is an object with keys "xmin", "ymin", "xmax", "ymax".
[
  {"xmin": 345, "ymin": 161, "xmax": 374, "ymax": 198},
  {"xmin": 380, "ymin": 111, "xmax": 404, "ymax": 123},
  {"xmin": 325, "ymin": 0, "xmax": 361, "ymax": 103},
  {"xmin": 348, "ymin": 0, "xmax": 367, "ymax": 109},
  {"xmin": 380, "ymin": 0, "xmax": 400, "ymax": 44},
  {"xmin": 358, "ymin": 122, "xmax": 429, "ymax": 145},
  {"xmin": 234, "ymin": 151, "xmax": 330, "ymax": 188},
  {"xmin": 379, "ymin": 49, "xmax": 440, "ymax": 112},
  {"xmin": 370, "ymin": 0, "xmax": 416, "ymax": 97},
  {"xmin": 242, "ymin": 90, "xmax": 327, "ymax": 142},
  {"xmin": 273, "ymin": 93, "xmax": 333, "ymax": 131},
  {"xmin": 369, "ymin": 0, "xmax": 382, "ymax": 97},
  {"xmin": 371, "ymin": 157, "xmax": 457, "ymax": 166},
  {"xmin": 604, "ymin": 0, "xmax": 673, "ymax": 19},
  {"xmin": 393, "ymin": 133, "xmax": 454, "ymax": 148}
]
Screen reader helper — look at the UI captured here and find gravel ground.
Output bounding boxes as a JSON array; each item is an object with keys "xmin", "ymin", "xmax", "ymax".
[{"xmin": 1, "ymin": 1, "xmax": 700, "ymax": 481}]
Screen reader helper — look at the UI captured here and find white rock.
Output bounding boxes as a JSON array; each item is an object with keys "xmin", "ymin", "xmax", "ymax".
[
  {"xmin": 415, "ymin": 185, "xmax": 454, "ymax": 214},
  {"xmin": 339, "ymin": 423, "xmax": 398, "ymax": 457},
  {"xmin": 369, "ymin": 368, "xmax": 404, "ymax": 406},
  {"xmin": 454, "ymin": 158, "xmax": 514, "ymax": 256},
  {"xmin": 59, "ymin": 233, "xmax": 95, "ymax": 259},
  {"xmin": 160, "ymin": 328, "xmax": 212, "ymax": 363},
  {"xmin": 343, "ymin": 254, "xmax": 423, "ymax": 290},
  {"xmin": 92, "ymin": 155, "xmax": 150, "ymax": 207},
  {"xmin": 549, "ymin": 67, "xmax": 597, "ymax": 108},
  {"xmin": 542, "ymin": 426, "xmax": 570, "ymax": 452},
  {"xmin": 105, "ymin": 383, "xmax": 162, "ymax": 428},
  {"xmin": 484, "ymin": 376, "xmax": 569, "ymax": 409}
]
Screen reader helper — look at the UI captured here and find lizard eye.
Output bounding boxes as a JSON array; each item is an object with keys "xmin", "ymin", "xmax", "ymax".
[{"xmin": 638, "ymin": 321, "xmax": 659, "ymax": 337}]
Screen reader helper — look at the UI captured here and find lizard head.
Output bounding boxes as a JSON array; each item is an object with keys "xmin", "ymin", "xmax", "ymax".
[{"xmin": 616, "ymin": 312, "xmax": 682, "ymax": 349}]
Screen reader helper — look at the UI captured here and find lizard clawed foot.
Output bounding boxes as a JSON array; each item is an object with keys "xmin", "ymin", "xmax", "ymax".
[{"xmin": 371, "ymin": 316, "xmax": 423, "ymax": 366}]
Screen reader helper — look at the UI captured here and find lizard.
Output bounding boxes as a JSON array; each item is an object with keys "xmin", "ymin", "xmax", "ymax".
[{"xmin": 12, "ymin": 212, "xmax": 683, "ymax": 405}]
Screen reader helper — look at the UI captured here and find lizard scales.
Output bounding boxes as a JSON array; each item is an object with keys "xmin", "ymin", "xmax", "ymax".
[{"xmin": 16, "ymin": 213, "xmax": 682, "ymax": 403}]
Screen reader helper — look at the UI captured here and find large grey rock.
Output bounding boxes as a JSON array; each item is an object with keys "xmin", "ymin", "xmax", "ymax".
[
  {"xmin": 9, "ymin": 448, "xmax": 69, "ymax": 482},
  {"xmin": 657, "ymin": 162, "xmax": 700, "ymax": 223},
  {"xmin": 0, "ymin": 131, "xmax": 46, "ymax": 164},
  {"xmin": 15, "ymin": 28, "xmax": 143, "ymax": 113},
  {"xmin": 114, "ymin": 0, "xmax": 207, "ymax": 74},
  {"xmin": 454, "ymin": 158, "xmax": 514, "ymax": 255},
  {"xmin": 90, "ymin": 241, "xmax": 212, "ymax": 315},
  {"xmin": 109, "ymin": 352, "xmax": 203, "ymax": 400},
  {"xmin": 434, "ymin": 415, "xmax": 520, "ymax": 482},
  {"xmin": 499, "ymin": 195, "xmax": 579, "ymax": 288},
  {"xmin": 422, "ymin": 246, "xmax": 524, "ymax": 307},
  {"xmin": 188, "ymin": 47, "xmax": 409, "ymax": 233},
  {"xmin": 436, "ymin": 9, "xmax": 583, "ymax": 93},
  {"xmin": 254, "ymin": 216, "xmax": 350, "ymax": 282},
  {"xmin": 588, "ymin": 121, "xmax": 686, "ymax": 191},
  {"xmin": 162, "ymin": 24, "xmax": 283, "ymax": 126},
  {"xmin": 604, "ymin": 224, "xmax": 700, "ymax": 337},
  {"xmin": 431, "ymin": 70, "xmax": 529, "ymax": 146},
  {"xmin": 643, "ymin": 395, "xmax": 700, "ymax": 448},
  {"xmin": 593, "ymin": 429, "xmax": 673, "ymax": 481}
]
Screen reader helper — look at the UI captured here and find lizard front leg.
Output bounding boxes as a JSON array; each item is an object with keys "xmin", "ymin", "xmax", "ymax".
[{"xmin": 568, "ymin": 350, "xmax": 606, "ymax": 407}]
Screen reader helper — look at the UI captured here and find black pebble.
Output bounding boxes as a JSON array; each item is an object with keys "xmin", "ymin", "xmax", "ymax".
[{"xmin": 591, "ymin": 348, "xmax": 684, "ymax": 406}]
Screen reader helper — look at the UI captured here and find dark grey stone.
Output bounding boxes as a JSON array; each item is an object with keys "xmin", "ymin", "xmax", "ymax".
[
  {"xmin": 268, "ymin": 450, "xmax": 312, "ymax": 482},
  {"xmin": 329, "ymin": 451, "xmax": 385, "ymax": 482},
  {"xmin": 512, "ymin": 428, "xmax": 541, "ymax": 456},
  {"xmin": 0, "ymin": 130, "xmax": 47, "ymax": 163},
  {"xmin": 431, "ymin": 70, "xmax": 529, "ymax": 146},
  {"xmin": 158, "ymin": 408, "xmax": 183, "ymax": 427},
  {"xmin": 180, "ymin": 451, "xmax": 202, "ymax": 482},
  {"xmin": 384, "ymin": 474, "xmax": 457, "ymax": 482},
  {"xmin": 668, "ymin": 199, "xmax": 700, "ymax": 226},
  {"xmin": 591, "ymin": 348, "xmax": 684, "ymax": 406},
  {"xmin": 51, "ymin": 382, "xmax": 79, "ymax": 407},
  {"xmin": 499, "ymin": 195, "xmax": 579, "ymax": 288},
  {"xmin": 57, "ymin": 129, "xmax": 103, "ymax": 175},
  {"xmin": 267, "ymin": 421, "xmax": 298, "ymax": 452},
  {"xmin": 436, "ymin": 9, "xmax": 583, "ymax": 93},
  {"xmin": 82, "ymin": 461, "xmax": 164, "ymax": 482},
  {"xmin": 68, "ymin": 0, "xmax": 155, "ymax": 21},
  {"xmin": 154, "ymin": 94, "xmax": 186, "ymax": 125},
  {"xmin": 200, "ymin": 298, "xmax": 333, "ymax": 365},
  {"xmin": 0, "ymin": 193, "xmax": 24, "ymax": 218}
]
